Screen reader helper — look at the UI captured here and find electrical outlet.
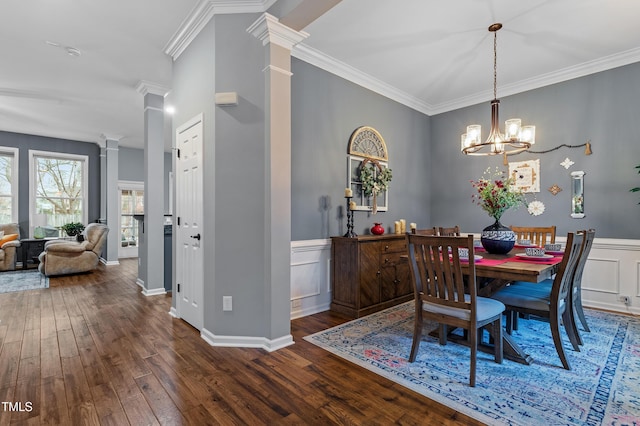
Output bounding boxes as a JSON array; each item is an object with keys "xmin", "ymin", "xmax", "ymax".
[
  {"xmin": 620, "ymin": 295, "xmax": 631, "ymax": 305},
  {"xmin": 292, "ymin": 299, "xmax": 302, "ymax": 309},
  {"xmin": 223, "ymin": 296, "xmax": 232, "ymax": 311}
]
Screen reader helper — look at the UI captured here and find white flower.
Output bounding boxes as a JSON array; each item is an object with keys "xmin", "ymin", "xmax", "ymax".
[{"xmin": 527, "ymin": 200, "xmax": 545, "ymax": 216}]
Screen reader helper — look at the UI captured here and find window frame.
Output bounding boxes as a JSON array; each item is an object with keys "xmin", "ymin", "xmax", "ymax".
[
  {"xmin": 0, "ymin": 146, "xmax": 19, "ymax": 223},
  {"xmin": 29, "ymin": 150, "xmax": 88, "ymax": 237},
  {"xmin": 118, "ymin": 180, "xmax": 144, "ymax": 258}
]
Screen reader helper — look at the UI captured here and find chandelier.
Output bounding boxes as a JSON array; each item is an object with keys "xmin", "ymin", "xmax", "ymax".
[{"xmin": 461, "ymin": 23, "xmax": 535, "ymax": 158}]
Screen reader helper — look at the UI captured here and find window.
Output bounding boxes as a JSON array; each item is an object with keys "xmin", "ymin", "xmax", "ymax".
[
  {"xmin": 30, "ymin": 151, "xmax": 88, "ymax": 236},
  {"xmin": 0, "ymin": 147, "xmax": 18, "ymax": 223},
  {"xmin": 119, "ymin": 181, "xmax": 144, "ymax": 258}
]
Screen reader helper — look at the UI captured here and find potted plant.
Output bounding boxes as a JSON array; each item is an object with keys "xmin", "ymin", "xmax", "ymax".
[
  {"xmin": 630, "ymin": 164, "xmax": 640, "ymax": 203},
  {"xmin": 61, "ymin": 222, "xmax": 85, "ymax": 240}
]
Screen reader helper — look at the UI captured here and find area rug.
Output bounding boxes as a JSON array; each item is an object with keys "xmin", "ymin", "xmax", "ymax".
[
  {"xmin": 0, "ymin": 270, "xmax": 49, "ymax": 294},
  {"xmin": 305, "ymin": 302, "xmax": 640, "ymax": 425}
]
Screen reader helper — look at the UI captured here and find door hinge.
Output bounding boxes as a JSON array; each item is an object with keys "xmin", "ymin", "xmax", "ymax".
[
  {"xmin": 177, "ymin": 148, "xmax": 180, "ymax": 158},
  {"xmin": 177, "ymin": 283, "xmax": 181, "ymax": 293},
  {"xmin": 177, "ymin": 217, "xmax": 181, "ymax": 226}
]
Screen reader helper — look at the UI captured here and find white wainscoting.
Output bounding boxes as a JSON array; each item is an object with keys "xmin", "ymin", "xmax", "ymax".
[
  {"xmin": 290, "ymin": 237, "xmax": 640, "ymax": 319},
  {"xmin": 580, "ymin": 237, "xmax": 640, "ymax": 315},
  {"xmin": 290, "ymin": 239, "xmax": 332, "ymax": 319}
]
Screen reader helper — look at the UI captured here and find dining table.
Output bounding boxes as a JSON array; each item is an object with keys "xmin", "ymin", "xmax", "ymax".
[{"xmin": 456, "ymin": 244, "xmax": 564, "ymax": 365}]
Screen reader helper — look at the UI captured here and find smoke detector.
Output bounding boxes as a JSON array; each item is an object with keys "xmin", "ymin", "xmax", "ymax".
[{"xmin": 45, "ymin": 41, "xmax": 82, "ymax": 57}]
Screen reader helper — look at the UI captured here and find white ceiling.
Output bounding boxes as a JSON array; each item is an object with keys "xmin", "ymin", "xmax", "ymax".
[{"xmin": 1, "ymin": 0, "xmax": 640, "ymax": 149}]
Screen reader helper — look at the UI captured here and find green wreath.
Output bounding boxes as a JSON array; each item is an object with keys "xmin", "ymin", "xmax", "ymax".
[{"xmin": 360, "ymin": 158, "xmax": 392, "ymax": 197}]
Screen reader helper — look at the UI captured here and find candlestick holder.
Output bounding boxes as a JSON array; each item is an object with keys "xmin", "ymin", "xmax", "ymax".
[{"xmin": 344, "ymin": 196, "xmax": 357, "ymax": 237}]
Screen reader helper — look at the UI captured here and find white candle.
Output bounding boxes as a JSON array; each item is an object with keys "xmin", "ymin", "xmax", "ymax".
[
  {"xmin": 344, "ymin": 188, "xmax": 353, "ymax": 198},
  {"xmin": 400, "ymin": 219, "xmax": 406, "ymax": 233},
  {"xmin": 410, "ymin": 222, "xmax": 417, "ymax": 231},
  {"xmin": 349, "ymin": 201, "xmax": 356, "ymax": 210},
  {"xmin": 394, "ymin": 221, "xmax": 401, "ymax": 234}
]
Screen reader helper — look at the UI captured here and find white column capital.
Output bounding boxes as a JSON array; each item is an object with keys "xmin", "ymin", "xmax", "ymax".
[
  {"xmin": 135, "ymin": 80, "xmax": 170, "ymax": 97},
  {"xmin": 247, "ymin": 13, "xmax": 309, "ymax": 50}
]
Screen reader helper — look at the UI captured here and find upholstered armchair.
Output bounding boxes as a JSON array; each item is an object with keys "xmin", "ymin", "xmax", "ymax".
[
  {"xmin": 0, "ymin": 223, "xmax": 21, "ymax": 271},
  {"xmin": 38, "ymin": 223, "xmax": 109, "ymax": 276}
]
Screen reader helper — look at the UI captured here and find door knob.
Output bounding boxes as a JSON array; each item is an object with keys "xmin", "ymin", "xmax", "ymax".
[{"xmin": 191, "ymin": 233, "xmax": 201, "ymax": 240}]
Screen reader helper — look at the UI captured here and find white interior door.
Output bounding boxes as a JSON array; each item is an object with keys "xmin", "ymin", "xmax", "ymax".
[{"xmin": 175, "ymin": 114, "xmax": 204, "ymax": 330}]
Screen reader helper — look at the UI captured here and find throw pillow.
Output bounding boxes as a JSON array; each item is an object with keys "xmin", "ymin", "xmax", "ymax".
[{"xmin": 0, "ymin": 233, "xmax": 18, "ymax": 246}]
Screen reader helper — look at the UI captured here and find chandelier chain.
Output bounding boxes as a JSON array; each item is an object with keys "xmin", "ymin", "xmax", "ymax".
[{"xmin": 493, "ymin": 30, "xmax": 498, "ymax": 100}]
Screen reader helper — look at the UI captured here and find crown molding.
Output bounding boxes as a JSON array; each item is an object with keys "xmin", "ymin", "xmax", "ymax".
[
  {"xmin": 293, "ymin": 43, "xmax": 640, "ymax": 117},
  {"xmin": 164, "ymin": 0, "xmax": 277, "ymax": 60},
  {"xmin": 292, "ymin": 43, "xmax": 433, "ymax": 116},
  {"xmin": 100, "ymin": 133, "xmax": 123, "ymax": 141},
  {"xmin": 428, "ymin": 46, "xmax": 640, "ymax": 115},
  {"xmin": 247, "ymin": 13, "xmax": 308, "ymax": 50},
  {"xmin": 135, "ymin": 80, "xmax": 170, "ymax": 97}
]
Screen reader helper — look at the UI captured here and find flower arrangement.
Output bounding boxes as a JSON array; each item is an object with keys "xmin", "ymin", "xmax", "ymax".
[
  {"xmin": 471, "ymin": 167, "xmax": 526, "ymax": 221},
  {"xmin": 360, "ymin": 159, "xmax": 392, "ymax": 214}
]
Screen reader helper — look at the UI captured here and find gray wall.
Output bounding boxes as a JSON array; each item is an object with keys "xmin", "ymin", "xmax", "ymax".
[
  {"xmin": 213, "ymin": 14, "xmax": 268, "ymax": 336},
  {"xmin": 291, "ymin": 59, "xmax": 432, "ymax": 240},
  {"xmin": 119, "ymin": 146, "xmax": 173, "ymax": 214},
  {"xmin": 173, "ymin": 13, "xmax": 271, "ymax": 337},
  {"xmin": 430, "ymin": 61, "xmax": 640, "ymax": 239},
  {"xmin": 0, "ymin": 131, "xmax": 101, "ymax": 236}
]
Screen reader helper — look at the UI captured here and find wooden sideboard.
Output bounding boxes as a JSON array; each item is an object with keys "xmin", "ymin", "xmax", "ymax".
[{"xmin": 331, "ymin": 234, "xmax": 413, "ymax": 318}]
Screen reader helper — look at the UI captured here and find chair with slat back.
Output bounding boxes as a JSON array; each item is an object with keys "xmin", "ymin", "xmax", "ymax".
[
  {"xmin": 411, "ymin": 227, "xmax": 438, "ymax": 236},
  {"xmin": 489, "ymin": 232, "xmax": 584, "ymax": 370},
  {"xmin": 406, "ymin": 234, "xmax": 505, "ymax": 386},
  {"xmin": 438, "ymin": 226, "xmax": 461, "ymax": 236},
  {"xmin": 510, "ymin": 225, "xmax": 556, "ymax": 246},
  {"xmin": 535, "ymin": 229, "xmax": 595, "ymax": 345},
  {"xmin": 569, "ymin": 229, "xmax": 596, "ymax": 341}
]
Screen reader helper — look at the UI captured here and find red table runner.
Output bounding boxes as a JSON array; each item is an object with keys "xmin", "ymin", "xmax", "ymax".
[
  {"xmin": 475, "ymin": 258, "xmax": 512, "ymax": 266},
  {"xmin": 506, "ymin": 256, "xmax": 563, "ymax": 265}
]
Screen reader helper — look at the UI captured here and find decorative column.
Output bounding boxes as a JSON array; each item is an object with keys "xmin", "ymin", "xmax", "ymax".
[
  {"xmin": 135, "ymin": 80, "xmax": 169, "ymax": 296},
  {"xmin": 100, "ymin": 134, "xmax": 121, "ymax": 265},
  {"xmin": 248, "ymin": 14, "xmax": 308, "ymax": 345}
]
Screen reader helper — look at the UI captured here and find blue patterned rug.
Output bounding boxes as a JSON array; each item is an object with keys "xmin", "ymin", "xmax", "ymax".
[
  {"xmin": 0, "ymin": 270, "xmax": 49, "ymax": 294},
  {"xmin": 305, "ymin": 302, "xmax": 640, "ymax": 425}
]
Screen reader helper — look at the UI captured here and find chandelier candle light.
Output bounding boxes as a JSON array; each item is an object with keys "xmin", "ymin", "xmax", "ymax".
[{"xmin": 461, "ymin": 23, "xmax": 535, "ymax": 163}]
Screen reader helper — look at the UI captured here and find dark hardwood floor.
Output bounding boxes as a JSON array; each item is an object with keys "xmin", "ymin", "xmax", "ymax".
[{"xmin": 0, "ymin": 259, "xmax": 482, "ymax": 425}]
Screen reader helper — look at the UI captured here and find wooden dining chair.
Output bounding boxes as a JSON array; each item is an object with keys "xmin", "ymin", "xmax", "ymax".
[
  {"xmin": 406, "ymin": 234, "xmax": 505, "ymax": 387},
  {"xmin": 569, "ymin": 229, "xmax": 596, "ymax": 340},
  {"xmin": 411, "ymin": 227, "xmax": 437, "ymax": 236},
  {"xmin": 531, "ymin": 229, "xmax": 595, "ymax": 345},
  {"xmin": 510, "ymin": 225, "xmax": 556, "ymax": 246},
  {"xmin": 438, "ymin": 225, "xmax": 461, "ymax": 236},
  {"xmin": 489, "ymin": 232, "xmax": 584, "ymax": 370}
]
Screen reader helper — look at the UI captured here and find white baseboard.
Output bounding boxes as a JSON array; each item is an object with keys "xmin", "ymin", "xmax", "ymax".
[
  {"xmin": 136, "ymin": 278, "xmax": 144, "ymax": 288},
  {"xmin": 142, "ymin": 287, "xmax": 166, "ymax": 297},
  {"xmin": 168, "ymin": 307, "xmax": 178, "ymax": 318},
  {"xmin": 200, "ymin": 328, "xmax": 294, "ymax": 352},
  {"xmin": 291, "ymin": 302, "xmax": 331, "ymax": 320}
]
